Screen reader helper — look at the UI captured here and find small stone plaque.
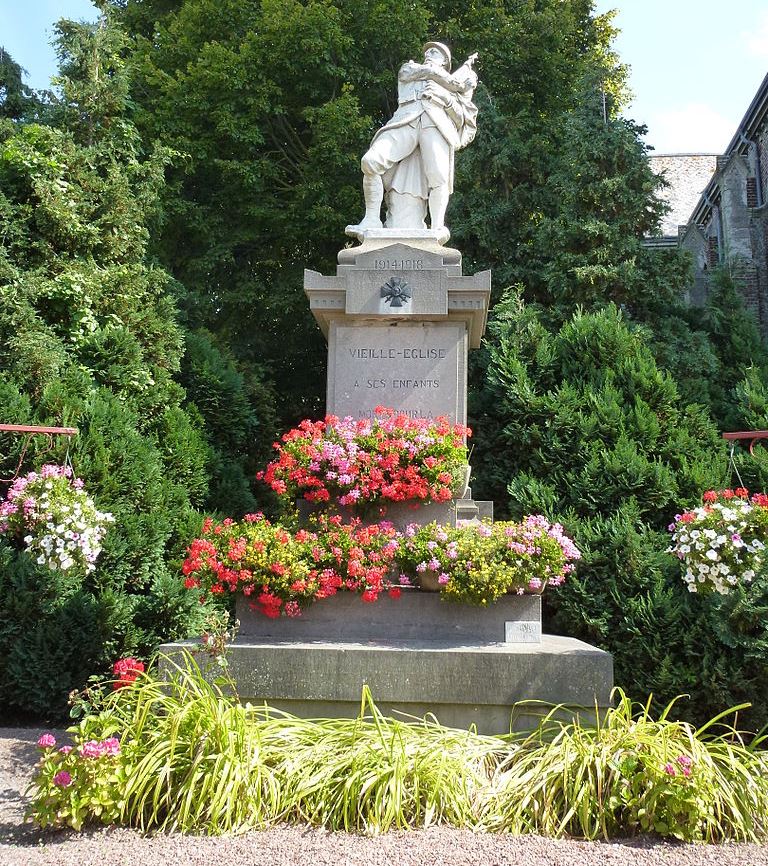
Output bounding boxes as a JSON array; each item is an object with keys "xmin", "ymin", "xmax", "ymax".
[
  {"xmin": 505, "ymin": 620, "xmax": 542, "ymax": 644},
  {"xmin": 345, "ymin": 268, "xmax": 446, "ymax": 317},
  {"xmin": 327, "ymin": 321, "xmax": 466, "ymax": 424}
]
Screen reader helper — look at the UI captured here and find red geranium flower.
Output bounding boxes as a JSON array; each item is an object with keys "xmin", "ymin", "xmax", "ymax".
[{"xmin": 112, "ymin": 657, "xmax": 145, "ymax": 690}]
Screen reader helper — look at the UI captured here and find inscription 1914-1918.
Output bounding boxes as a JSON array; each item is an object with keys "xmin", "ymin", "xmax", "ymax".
[{"xmin": 373, "ymin": 258, "xmax": 424, "ymax": 270}]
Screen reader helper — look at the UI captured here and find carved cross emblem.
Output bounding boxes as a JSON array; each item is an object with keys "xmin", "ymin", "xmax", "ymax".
[{"xmin": 380, "ymin": 276, "xmax": 412, "ymax": 307}]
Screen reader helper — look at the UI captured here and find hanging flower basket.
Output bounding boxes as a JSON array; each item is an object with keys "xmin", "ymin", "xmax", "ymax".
[
  {"xmin": 668, "ymin": 488, "xmax": 768, "ymax": 594},
  {"xmin": 0, "ymin": 464, "xmax": 113, "ymax": 574}
]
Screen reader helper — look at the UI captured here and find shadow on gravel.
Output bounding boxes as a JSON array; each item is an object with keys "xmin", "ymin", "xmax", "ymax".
[{"xmin": 0, "ymin": 729, "xmax": 73, "ymax": 848}]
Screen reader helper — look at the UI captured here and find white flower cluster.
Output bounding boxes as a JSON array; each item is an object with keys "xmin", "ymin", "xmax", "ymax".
[
  {"xmin": 0, "ymin": 465, "xmax": 114, "ymax": 575},
  {"xmin": 668, "ymin": 500, "xmax": 766, "ymax": 595}
]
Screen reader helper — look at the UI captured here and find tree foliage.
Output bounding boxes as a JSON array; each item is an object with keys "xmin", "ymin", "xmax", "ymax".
[
  {"xmin": 0, "ymin": 47, "xmax": 39, "ymax": 121},
  {"xmin": 0, "ymin": 17, "xmax": 213, "ymax": 717},
  {"xmin": 472, "ymin": 290, "xmax": 768, "ymax": 728},
  {"xmin": 105, "ymin": 0, "xmax": 622, "ymax": 423}
]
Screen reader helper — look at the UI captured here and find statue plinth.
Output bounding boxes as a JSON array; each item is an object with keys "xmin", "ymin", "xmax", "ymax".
[{"xmin": 305, "ymin": 235, "xmax": 490, "ymax": 434}]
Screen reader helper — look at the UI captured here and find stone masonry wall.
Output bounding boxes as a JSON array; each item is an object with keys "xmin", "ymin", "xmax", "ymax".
[{"xmin": 758, "ymin": 124, "xmax": 768, "ymax": 206}]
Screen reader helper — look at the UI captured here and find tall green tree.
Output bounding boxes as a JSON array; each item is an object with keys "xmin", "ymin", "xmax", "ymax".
[
  {"xmin": 107, "ymin": 0, "xmax": 620, "ymax": 423},
  {"xmin": 0, "ymin": 47, "xmax": 38, "ymax": 120},
  {"xmin": 0, "ymin": 15, "xmax": 213, "ymax": 717}
]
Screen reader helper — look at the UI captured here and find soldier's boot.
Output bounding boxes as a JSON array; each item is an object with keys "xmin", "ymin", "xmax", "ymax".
[
  {"xmin": 428, "ymin": 184, "xmax": 451, "ymax": 242},
  {"xmin": 356, "ymin": 174, "xmax": 384, "ymax": 229}
]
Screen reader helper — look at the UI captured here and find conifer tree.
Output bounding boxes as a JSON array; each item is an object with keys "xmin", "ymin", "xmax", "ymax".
[{"xmin": 0, "ymin": 15, "xmax": 212, "ymax": 716}]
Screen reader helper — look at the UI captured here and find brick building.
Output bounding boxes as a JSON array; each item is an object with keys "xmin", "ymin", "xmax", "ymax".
[{"xmin": 674, "ymin": 73, "xmax": 768, "ymax": 331}]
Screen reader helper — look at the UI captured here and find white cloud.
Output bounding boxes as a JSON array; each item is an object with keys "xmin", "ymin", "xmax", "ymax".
[
  {"xmin": 742, "ymin": 11, "xmax": 768, "ymax": 59},
  {"xmin": 645, "ymin": 103, "xmax": 735, "ymax": 154}
]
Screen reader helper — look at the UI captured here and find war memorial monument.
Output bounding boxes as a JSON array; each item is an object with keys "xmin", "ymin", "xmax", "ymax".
[{"xmin": 164, "ymin": 42, "xmax": 613, "ymax": 732}]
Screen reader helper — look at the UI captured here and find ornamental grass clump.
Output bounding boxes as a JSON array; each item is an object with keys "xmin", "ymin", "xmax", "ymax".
[
  {"xmin": 668, "ymin": 488, "xmax": 768, "ymax": 594},
  {"xmin": 484, "ymin": 691, "xmax": 768, "ymax": 842},
  {"xmin": 26, "ymin": 654, "xmax": 768, "ymax": 841},
  {"xmin": 0, "ymin": 464, "xmax": 113, "ymax": 574},
  {"xmin": 257, "ymin": 407, "xmax": 469, "ymax": 509},
  {"xmin": 28, "ymin": 651, "xmax": 498, "ymax": 834}
]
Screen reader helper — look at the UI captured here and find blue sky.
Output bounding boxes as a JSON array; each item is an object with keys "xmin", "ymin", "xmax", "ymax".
[
  {"xmin": 593, "ymin": 0, "xmax": 768, "ymax": 153},
  {"xmin": 4, "ymin": 1, "xmax": 768, "ymax": 154}
]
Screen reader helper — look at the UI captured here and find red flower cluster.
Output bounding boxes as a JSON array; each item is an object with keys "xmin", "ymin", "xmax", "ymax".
[
  {"xmin": 257, "ymin": 407, "xmax": 469, "ymax": 508},
  {"xmin": 181, "ymin": 514, "xmax": 317, "ymax": 618},
  {"xmin": 701, "ymin": 487, "xmax": 752, "ymax": 502},
  {"xmin": 180, "ymin": 513, "xmax": 402, "ymax": 618},
  {"xmin": 702, "ymin": 488, "xmax": 762, "ymax": 505},
  {"xmin": 112, "ymin": 657, "xmax": 145, "ymax": 689},
  {"xmin": 306, "ymin": 513, "xmax": 401, "ymax": 603}
]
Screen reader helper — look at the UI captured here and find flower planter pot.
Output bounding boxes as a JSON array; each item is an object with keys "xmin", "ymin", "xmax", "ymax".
[
  {"xmin": 296, "ymin": 498, "xmax": 457, "ymax": 530},
  {"xmin": 416, "ymin": 572, "xmax": 442, "ymax": 592}
]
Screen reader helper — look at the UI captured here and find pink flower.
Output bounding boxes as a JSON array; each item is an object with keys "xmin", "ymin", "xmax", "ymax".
[
  {"xmin": 59, "ymin": 745, "xmax": 73, "ymax": 755},
  {"xmin": 438, "ymin": 573, "xmax": 450, "ymax": 585},
  {"xmin": 79, "ymin": 740, "xmax": 104, "ymax": 758},
  {"xmin": 53, "ymin": 771, "xmax": 72, "ymax": 788},
  {"xmin": 37, "ymin": 733, "xmax": 56, "ymax": 749},
  {"xmin": 112, "ymin": 657, "xmax": 145, "ymax": 689},
  {"xmin": 101, "ymin": 737, "xmax": 121, "ymax": 757},
  {"xmin": 284, "ymin": 601, "xmax": 301, "ymax": 617},
  {"xmin": 664, "ymin": 763, "xmax": 677, "ymax": 776}
]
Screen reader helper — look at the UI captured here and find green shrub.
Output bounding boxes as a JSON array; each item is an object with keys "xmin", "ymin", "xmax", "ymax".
[
  {"xmin": 471, "ymin": 293, "xmax": 768, "ymax": 728},
  {"xmin": 0, "ymin": 20, "xmax": 217, "ymax": 718}
]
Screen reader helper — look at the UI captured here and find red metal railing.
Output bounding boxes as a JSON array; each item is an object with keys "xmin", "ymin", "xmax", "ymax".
[
  {"xmin": 0, "ymin": 424, "xmax": 79, "ymax": 484},
  {"xmin": 722, "ymin": 431, "xmax": 768, "ymax": 456}
]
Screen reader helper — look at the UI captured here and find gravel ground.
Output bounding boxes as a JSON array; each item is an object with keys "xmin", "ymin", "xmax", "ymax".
[{"xmin": 4, "ymin": 728, "xmax": 768, "ymax": 866}]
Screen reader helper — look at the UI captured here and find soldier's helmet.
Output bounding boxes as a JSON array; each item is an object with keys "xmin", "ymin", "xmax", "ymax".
[{"xmin": 422, "ymin": 41, "xmax": 451, "ymax": 69}]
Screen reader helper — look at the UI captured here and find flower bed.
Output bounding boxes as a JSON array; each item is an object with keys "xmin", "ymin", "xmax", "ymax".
[
  {"xmin": 397, "ymin": 518, "xmax": 581, "ymax": 604},
  {"xmin": 668, "ymin": 488, "xmax": 768, "ymax": 594},
  {"xmin": 182, "ymin": 514, "xmax": 580, "ymax": 616},
  {"xmin": 25, "ymin": 653, "xmax": 768, "ymax": 842},
  {"xmin": 182, "ymin": 513, "xmax": 402, "ymax": 618},
  {"xmin": 257, "ymin": 407, "xmax": 469, "ymax": 510}
]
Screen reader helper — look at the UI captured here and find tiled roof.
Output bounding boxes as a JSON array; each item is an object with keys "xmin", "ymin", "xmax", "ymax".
[{"xmin": 648, "ymin": 154, "xmax": 718, "ymax": 236}]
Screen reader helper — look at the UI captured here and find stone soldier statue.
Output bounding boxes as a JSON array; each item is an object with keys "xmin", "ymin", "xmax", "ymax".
[{"xmin": 349, "ymin": 42, "xmax": 479, "ymax": 241}]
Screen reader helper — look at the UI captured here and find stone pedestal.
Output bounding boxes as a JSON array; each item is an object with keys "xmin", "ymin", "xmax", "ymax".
[
  {"xmin": 304, "ymin": 229, "xmax": 491, "ymax": 527},
  {"xmin": 163, "ymin": 230, "xmax": 614, "ymax": 734},
  {"xmin": 305, "ymin": 231, "xmax": 491, "ymax": 428}
]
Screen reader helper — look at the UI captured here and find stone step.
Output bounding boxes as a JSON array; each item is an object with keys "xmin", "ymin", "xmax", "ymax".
[
  {"xmin": 160, "ymin": 635, "xmax": 613, "ymax": 734},
  {"xmin": 237, "ymin": 590, "xmax": 541, "ymax": 645}
]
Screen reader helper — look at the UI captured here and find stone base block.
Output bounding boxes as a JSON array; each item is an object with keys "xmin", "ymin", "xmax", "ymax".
[
  {"xmin": 160, "ymin": 635, "xmax": 613, "ymax": 735},
  {"xmin": 237, "ymin": 590, "xmax": 541, "ymax": 644}
]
